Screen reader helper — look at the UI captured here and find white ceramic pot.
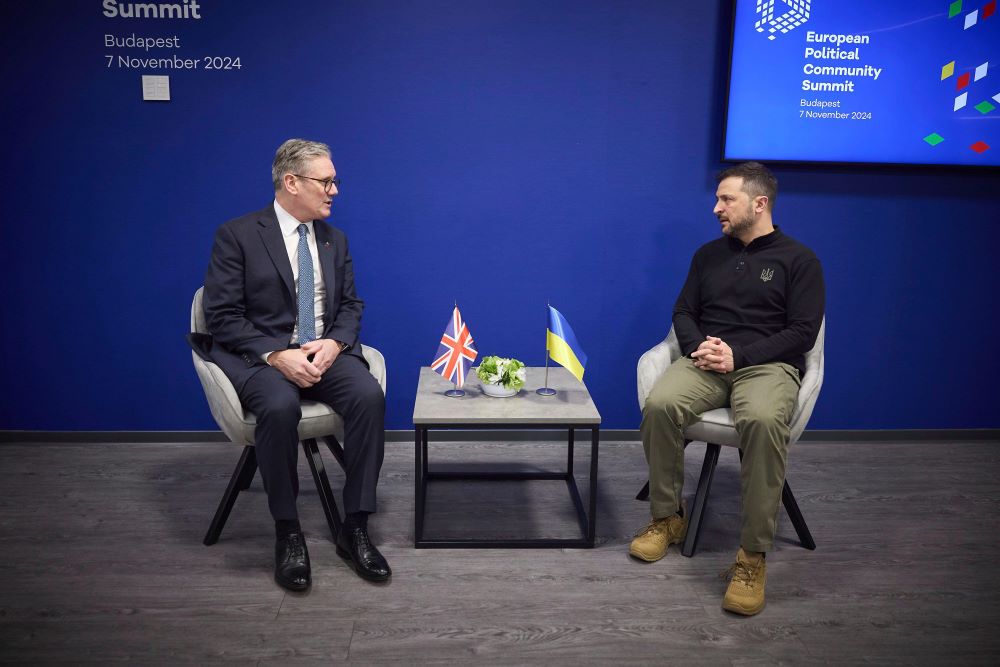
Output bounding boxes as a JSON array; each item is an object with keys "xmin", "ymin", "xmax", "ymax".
[{"xmin": 481, "ymin": 382, "xmax": 518, "ymax": 398}]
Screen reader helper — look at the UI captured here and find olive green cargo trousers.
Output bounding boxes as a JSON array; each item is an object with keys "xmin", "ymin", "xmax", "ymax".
[{"xmin": 640, "ymin": 356, "xmax": 801, "ymax": 552}]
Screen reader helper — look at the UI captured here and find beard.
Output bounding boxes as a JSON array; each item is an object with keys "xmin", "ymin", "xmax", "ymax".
[{"xmin": 721, "ymin": 210, "xmax": 754, "ymax": 236}]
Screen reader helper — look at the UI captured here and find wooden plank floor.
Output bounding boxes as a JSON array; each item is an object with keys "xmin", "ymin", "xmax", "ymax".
[{"xmin": 0, "ymin": 437, "xmax": 998, "ymax": 665}]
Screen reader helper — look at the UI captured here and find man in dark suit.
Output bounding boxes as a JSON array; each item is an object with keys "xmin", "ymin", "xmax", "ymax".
[{"xmin": 203, "ymin": 138, "xmax": 390, "ymax": 591}]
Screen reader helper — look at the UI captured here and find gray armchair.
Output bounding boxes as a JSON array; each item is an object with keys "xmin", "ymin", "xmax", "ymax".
[
  {"xmin": 190, "ymin": 287, "xmax": 387, "ymax": 546},
  {"xmin": 636, "ymin": 318, "xmax": 825, "ymax": 556}
]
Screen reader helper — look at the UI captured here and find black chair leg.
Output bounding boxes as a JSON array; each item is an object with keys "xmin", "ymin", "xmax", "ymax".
[
  {"xmin": 236, "ymin": 448, "xmax": 257, "ymax": 491},
  {"xmin": 781, "ymin": 479, "xmax": 816, "ymax": 550},
  {"xmin": 322, "ymin": 435, "xmax": 347, "ymax": 470},
  {"xmin": 302, "ymin": 438, "xmax": 343, "ymax": 542},
  {"xmin": 204, "ymin": 446, "xmax": 257, "ymax": 546},
  {"xmin": 682, "ymin": 442, "xmax": 721, "ymax": 557}
]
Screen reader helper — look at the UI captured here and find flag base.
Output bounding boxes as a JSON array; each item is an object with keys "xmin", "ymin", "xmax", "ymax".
[
  {"xmin": 535, "ymin": 387, "xmax": 557, "ymax": 396},
  {"xmin": 444, "ymin": 389, "xmax": 466, "ymax": 398}
]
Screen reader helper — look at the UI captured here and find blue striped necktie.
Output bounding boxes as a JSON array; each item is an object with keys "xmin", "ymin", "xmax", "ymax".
[{"xmin": 296, "ymin": 224, "xmax": 316, "ymax": 344}]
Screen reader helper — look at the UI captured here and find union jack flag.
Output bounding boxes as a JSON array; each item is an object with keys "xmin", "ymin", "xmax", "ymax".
[{"xmin": 431, "ymin": 306, "xmax": 478, "ymax": 388}]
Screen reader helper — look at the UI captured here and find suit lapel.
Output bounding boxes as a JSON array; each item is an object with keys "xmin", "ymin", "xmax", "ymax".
[
  {"xmin": 313, "ymin": 222, "xmax": 338, "ymax": 322},
  {"xmin": 256, "ymin": 206, "xmax": 295, "ymax": 300}
]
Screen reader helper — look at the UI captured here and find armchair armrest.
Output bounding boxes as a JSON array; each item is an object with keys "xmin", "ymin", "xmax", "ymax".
[
  {"xmin": 637, "ymin": 328, "xmax": 683, "ymax": 408},
  {"xmin": 360, "ymin": 344, "xmax": 387, "ymax": 394},
  {"xmin": 191, "ymin": 351, "xmax": 251, "ymax": 445}
]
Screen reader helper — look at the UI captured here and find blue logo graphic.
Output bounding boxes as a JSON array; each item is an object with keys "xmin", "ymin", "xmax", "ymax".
[{"xmin": 755, "ymin": 0, "xmax": 812, "ymax": 41}]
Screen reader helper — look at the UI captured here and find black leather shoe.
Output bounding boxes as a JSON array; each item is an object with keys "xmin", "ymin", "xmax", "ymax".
[
  {"xmin": 274, "ymin": 531, "xmax": 311, "ymax": 592},
  {"xmin": 336, "ymin": 526, "xmax": 391, "ymax": 582}
]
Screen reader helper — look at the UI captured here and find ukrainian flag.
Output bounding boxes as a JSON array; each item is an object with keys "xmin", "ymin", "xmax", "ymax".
[{"xmin": 546, "ymin": 306, "xmax": 588, "ymax": 382}]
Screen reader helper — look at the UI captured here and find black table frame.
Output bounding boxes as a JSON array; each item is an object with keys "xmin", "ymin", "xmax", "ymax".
[{"xmin": 414, "ymin": 422, "xmax": 599, "ymax": 548}]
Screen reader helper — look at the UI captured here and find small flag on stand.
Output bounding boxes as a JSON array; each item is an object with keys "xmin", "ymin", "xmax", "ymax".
[
  {"xmin": 546, "ymin": 305, "xmax": 587, "ymax": 382},
  {"xmin": 431, "ymin": 305, "xmax": 478, "ymax": 396}
]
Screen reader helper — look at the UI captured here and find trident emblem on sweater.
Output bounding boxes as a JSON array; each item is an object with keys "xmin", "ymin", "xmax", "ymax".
[{"xmin": 760, "ymin": 268, "xmax": 774, "ymax": 282}]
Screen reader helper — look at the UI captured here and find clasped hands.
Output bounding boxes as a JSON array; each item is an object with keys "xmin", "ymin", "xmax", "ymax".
[
  {"xmin": 269, "ymin": 339, "xmax": 342, "ymax": 387},
  {"xmin": 691, "ymin": 336, "xmax": 734, "ymax": 374}
]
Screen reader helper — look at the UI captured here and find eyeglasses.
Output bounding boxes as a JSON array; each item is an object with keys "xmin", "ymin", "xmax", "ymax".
[{"xmin": 293, "ymin": 174, "xmax": 341, "ymax": 193}]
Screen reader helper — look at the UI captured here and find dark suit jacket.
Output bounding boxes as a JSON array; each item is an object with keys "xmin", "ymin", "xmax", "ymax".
[{"xmin": 201, "ymin": 204, "xmax": 366, "ymax": 392}]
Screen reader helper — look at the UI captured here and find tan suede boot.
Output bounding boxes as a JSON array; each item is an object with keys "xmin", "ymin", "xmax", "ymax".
[
  {"xmin": 722, "ymin": 547, "xmax": 767, "ymax": 615},
  {"xmin": 628, "ymin": 507, "xmax": 687, "ymax": 562}
]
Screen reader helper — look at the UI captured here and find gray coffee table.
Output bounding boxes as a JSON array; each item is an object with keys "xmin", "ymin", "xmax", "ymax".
[{"xmin": 412, "ymin": 366, "xmax": 601, "ymax": 548}]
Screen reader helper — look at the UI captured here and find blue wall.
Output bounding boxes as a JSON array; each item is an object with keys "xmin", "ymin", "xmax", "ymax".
[{"xmin": 1, "ymin": 1, "xmax": 997, "ymax": 431}]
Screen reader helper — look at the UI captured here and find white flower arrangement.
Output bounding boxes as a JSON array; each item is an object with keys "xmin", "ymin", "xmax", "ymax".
[{"xmin": 475, "ymin": 356, "xmax": 527, "ymax": 391}]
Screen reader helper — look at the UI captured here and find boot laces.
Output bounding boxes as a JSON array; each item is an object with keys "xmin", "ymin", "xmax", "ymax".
[
  {"xmin": 722, "ymin": 559, "xmax": 760, "ymax": 590},
  {"xmin": 634, "ymin": 517, "xmax": 671, "ymax": 538}
]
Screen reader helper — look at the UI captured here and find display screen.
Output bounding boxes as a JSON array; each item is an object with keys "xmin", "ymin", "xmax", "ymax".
[{"xmin": 723, "ymin": 0, "xmax": 999, "ymax": 166}]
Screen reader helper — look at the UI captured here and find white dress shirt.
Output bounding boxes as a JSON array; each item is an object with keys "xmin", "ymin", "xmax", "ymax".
[{"xmin": 263, "ymin": 200, "xmax": 330, "ymax": 361}]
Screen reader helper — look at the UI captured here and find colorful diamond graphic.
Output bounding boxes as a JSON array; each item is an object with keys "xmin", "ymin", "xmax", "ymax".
[
  {"xmin": 957, "ymin": 72, "xmax": 971, "ymax": 89},
  {"xmin": 985, "ymin": 0, "xmax": 996, "ymax": 19},
  {"xmin": 942, "ymin": 61, "xmax": 956, "ymax": 80},
  {"xmin": 975, "ymin": 62, "xmax": 989, "ymax": 81},
  {"xmin": 955, "ymin": 92, "xmax": 968, "ymax": 110},
  {"xmin": 965, "ymin": 9, "xmax": 979, "ymax": 28},
  {"xmin": 974, "ymin": 100, "xmax": 996, "ymax": 113},
  {"xmin": 923, "ymin": 133, "xmax": 945, "ymax": 146},
  {"xmin": 949, "ymin": 0, "xmax": 963, "ymax": 18},
  {"xmin": 971, "ymin": 141, "xmax": 990, "ymax": 153}
]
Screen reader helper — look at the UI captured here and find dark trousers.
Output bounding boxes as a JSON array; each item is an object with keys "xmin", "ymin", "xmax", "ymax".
[{"xmin": 237, "ymin": 353, "xmax": 385, "ymax": 521}]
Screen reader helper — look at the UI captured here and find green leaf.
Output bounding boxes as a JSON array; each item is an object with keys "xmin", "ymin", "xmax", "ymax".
[{"xmin": 474, "ymin": 356, "xmax": 525, "ymax": 390}]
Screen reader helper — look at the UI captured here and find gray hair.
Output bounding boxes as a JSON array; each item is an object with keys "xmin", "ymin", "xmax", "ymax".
[{"xmin": 271, "ymin": 139, "xmax": 331, "ymax": 191}]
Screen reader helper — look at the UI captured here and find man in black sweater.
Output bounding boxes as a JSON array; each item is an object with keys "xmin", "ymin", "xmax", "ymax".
[{"xmin": 629, "ymin": 162, "xmax": 824, "ymax": 616}]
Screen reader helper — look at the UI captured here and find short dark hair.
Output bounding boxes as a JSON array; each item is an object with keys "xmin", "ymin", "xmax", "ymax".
[{"xmin": 717, "ymin": 161, "xmax": 777, "ymax": 211}]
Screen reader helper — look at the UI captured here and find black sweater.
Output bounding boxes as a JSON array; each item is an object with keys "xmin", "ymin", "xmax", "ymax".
[{"xmin": 673, "ymin": 227, "xmax": 825, "ymax": 377}]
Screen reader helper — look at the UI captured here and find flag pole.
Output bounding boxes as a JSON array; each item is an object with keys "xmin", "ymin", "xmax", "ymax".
[
  {"xmin": 537, "ymin": 300, "xmax": 556, "ymax": 396},
  {"xmin": 445, "ymin": 298, "xmax": 466, "ymax": 397}
]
